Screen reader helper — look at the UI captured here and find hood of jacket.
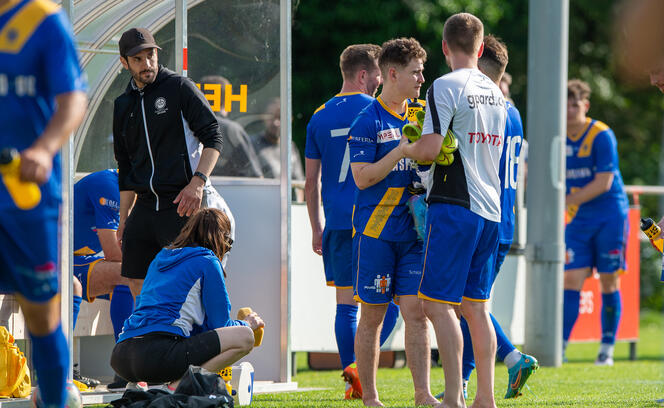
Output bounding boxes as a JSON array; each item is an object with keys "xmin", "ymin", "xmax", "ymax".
[
  {"xmin": 154, "ymin": 246, "xmax": 213, "ymax": 272},
  {"xmin": 124, "ymin": 65, "xmax": 178, "ymax": 95}
]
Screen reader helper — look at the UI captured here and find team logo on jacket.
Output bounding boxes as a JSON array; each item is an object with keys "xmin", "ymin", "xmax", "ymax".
[{"xmin": 154, "ymin": 97, "xmax": 168, "ymax": 115}]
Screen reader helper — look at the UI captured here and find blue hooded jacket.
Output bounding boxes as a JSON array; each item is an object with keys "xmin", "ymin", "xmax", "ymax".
[{"xmin": 117, "ymin": 246, "xmax": 247, "ymax": 343}]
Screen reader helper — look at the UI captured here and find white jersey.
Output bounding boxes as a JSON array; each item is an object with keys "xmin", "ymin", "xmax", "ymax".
[{"xmin": 422, "ymin": 68, "xmax": 506, "ymax": 222}]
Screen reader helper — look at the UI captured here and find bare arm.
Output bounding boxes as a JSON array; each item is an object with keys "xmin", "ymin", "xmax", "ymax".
[
  {"xmin": 20, "ymin": 91, "xmax": 87, "ymax": 184},
  {"xmin": 117, "ymin": 190, "xmax": 137, "ymax": 245},
  {"xmin": 401, "ymin": 132, "xmax": 443, "ymax": 163},
  {"xmin": 351, "ymin": 138, "xmax": 407, "ymax": 190},
  {"xmin": 97, "ymin": 229, "xmax": 123, "ymax": 262},
  {"xmin": 174, "ymin": 147, "xmax": 220, "ymax": 217},
  {"xmin": 304, "ymin": 158, "xmax": 323, "ymax": 255},
  {"xmin": 565, "ymin": 172, "xmax": 614, "ymax": 207}
]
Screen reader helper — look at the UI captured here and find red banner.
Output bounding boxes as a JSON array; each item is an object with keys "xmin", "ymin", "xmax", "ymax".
[{"xmin": 569, "ymin": 207, "xmax": 640, "ymax": 342}]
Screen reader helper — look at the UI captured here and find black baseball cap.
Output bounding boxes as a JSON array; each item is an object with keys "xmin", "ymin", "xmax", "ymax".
[{"xmin": 119, "ymin": 28, "xmax": 161, "ymax": 57}]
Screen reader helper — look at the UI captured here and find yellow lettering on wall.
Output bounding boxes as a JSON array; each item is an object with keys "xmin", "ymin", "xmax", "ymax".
[
  {"xmin": 203, "ymin": 84, "xmax": 222, "ymax": 112},
  {"xmin": 225, "ymin": 84, "xmax": 247, "ymax": 113}
]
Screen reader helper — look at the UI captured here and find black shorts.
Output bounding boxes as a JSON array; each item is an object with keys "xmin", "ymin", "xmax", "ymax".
[
  {"xmin": 110, "ymin": 331, "xmax": 221, "ymax": 383},
  {"xmin": 121, "ymin": 204, "xmax": 188, "ymax": 279}
]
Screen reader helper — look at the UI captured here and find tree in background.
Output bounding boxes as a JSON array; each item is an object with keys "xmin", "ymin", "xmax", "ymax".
[{"xmin": 293, "ymin": 0, "xmax": 664, "ymax": 308}]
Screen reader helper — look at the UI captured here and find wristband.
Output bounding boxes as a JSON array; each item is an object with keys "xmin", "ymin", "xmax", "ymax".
[{"xmin": 193, "ymin": 171, "xmax": 208, "ymax": 183}]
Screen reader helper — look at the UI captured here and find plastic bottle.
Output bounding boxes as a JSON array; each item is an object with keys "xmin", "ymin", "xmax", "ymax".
[
  {"xmin": 237, "ymin": 307, "xmax": 264, "ymax": 347},
  {"xmin": 640, "ymin": 217, "xmax": 663, "ymax": 253},
  {"xmin": 0, "ymin": 148, "xmax": 41, "ymax": 210}
]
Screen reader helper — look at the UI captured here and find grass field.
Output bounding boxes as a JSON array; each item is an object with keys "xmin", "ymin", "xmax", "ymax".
[{"xmin": 252, "ymin": 311, "xmax": 664, "ymax": 408}]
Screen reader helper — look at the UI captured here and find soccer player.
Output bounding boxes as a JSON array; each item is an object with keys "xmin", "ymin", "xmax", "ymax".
[
  {"xmin": 0, "ymin": 0, "xmax": 87, "ymax": 407},
  {"xmin": 454, "ymin": 35, "xmax": 538, "ymax": 400},
  {"xmin": 304, "ymin": 43, "xmax": 401, "ymax": 400},
  {"xmin": 563, "ymin": 79, "xmax": 629, "ymax": 366},
  {"xmin": 349, "ymin": 37, "xmax": 437, "ymax": 407},
  {"xmin": 72, "ymin": 169, "xmax": 134, "ymax": 389},
  {"xmin": 402, "ymin": 13, "xmax": 506, "ymax": 408}
]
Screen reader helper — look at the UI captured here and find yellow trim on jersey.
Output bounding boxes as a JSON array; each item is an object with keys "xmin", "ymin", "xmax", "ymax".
[
  {"xmin": 362, "ymin": 187, "xmax": 405, "ymax": 238},
  {"xmin": 0, "ymin": 0, "xmax": 60, "ymax": 54},
  {"xmin": 335, "ymin": 285, "xmax": 353, "ymax": 290},
  {"xmin": 313, "ymin": 104, "xmax": 325, "ymax": 114},
  {"xmin": 336, "ymin": 92, "xmax": 362, "ymax": 97},
  {"xmin": 461, "ymin": 296, "xmax": 489, "ymax": 303},
  {"xmin": 351, "ymin": 204, "xmax": 356, "ymax": 237},
  {"xmin": 73, "ymin": 246, "xmax": 96, "ymax": 256},
  {"xmin": 567, "ymin": 117, "xmax": 592, "ymax": 143},
  {"xmin": 577, "ymin": 119, "xmax": 610, "ymax": 158},
  {"xmin": 418, "ymin": 291, "xmax": 460, "ymax": 305},
  {"xmin": 377, "ymin": 96, "xmax": 407, "ymax": 121},
  {"xmin": 326, "ymin": 281, "xmax": 335, "ymax": 287}
]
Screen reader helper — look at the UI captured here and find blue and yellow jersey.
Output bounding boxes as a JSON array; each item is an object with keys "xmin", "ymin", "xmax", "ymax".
[
  {"xmin": 348, "ymin": 97, "xmax": 416, "ymax": 242},
  {"xmin": 566, "ymin": 117, "xmax": 628, "ymax": 218},
  {"xmin": 498, "ymin": 101, "xmax": 523, "ymax": 245},
  {"xmin": 73, "ymin": 170, "xmax": 119, "ymax": 256},
  {"xmin": 305, "ymin": 92, "xmax": 374, "ymax": 230},
  {"xmin": 0, "ymin": 0, "xmax": 86, "ymax": 210}
]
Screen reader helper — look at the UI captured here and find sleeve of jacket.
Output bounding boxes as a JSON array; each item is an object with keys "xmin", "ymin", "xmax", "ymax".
[
  {"xmin": 180, "ymin": 77, "xmax": 223, "ymax": 154},
  {"xmin": 112, "ymin": 97, "xmax": 132, "ymax": 191},
  {"xmin": 201, "ymin": 257, "xmax": 247, "ymax": 329}
]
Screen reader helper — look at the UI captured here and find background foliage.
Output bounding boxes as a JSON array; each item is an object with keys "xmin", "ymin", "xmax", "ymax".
[{"xmin": 292, "ymin": 0, "xmax": 664, "ymax": 309}]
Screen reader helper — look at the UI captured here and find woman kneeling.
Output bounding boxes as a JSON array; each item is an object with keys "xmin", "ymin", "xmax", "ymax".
[{"xmin": 110, "ymin": 208, "xmax": 263, "ymax": 387}]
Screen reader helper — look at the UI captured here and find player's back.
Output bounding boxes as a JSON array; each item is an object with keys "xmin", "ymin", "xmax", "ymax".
[
  {"xmin": 305, "ymin": 92, "xmax": 374, "ymax": 230},
  {"xmin": 423, "ymin": 68, "xmax": 506, "ymax": 222},
  {"xmin": 0, "ymin": 0, "xmax": 86, "ymax": 208},
  {"xmin": 73, "ymin": 170, "xmax": 120, "ymax": 255},
  {"xmin": 498, "ymin": 101, "xmax": 524, "ymax": 244}
]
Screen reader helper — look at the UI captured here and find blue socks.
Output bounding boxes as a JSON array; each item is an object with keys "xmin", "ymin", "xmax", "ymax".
[
  {"xmin": 30, "ymin": 324, "xmax": 68, "ymax": 408},
  {"xmin": 72, "ymin": 295, "xmax": 82, "ymax": 331},
  {"xmin": 110, "ymin": 285, "xmax": 134, "ymax": 341},
  {"xmin": 563, "ymin": 289, "xmax": 581, "ymax": 342},
  {"xmin": 380, "ymin": 301, "xmax": 399, "ymax": 346},
  {"xmin": 601, "ymin": 291, "xmax": 621, "ymax": 345},
  {"xmin": 460, "ymin": 317, "xmax": 475, "ymax": 381},
  {"xmin": 335, "ymin": 304, "xmax": 358, "ymax": 369},
  {"xmin": 460, "ymin": 313, "xmax": 516, "ymax": 381},
  {"xmin": 492, "ymin": 313, "xmax": 516, "ymax": 361}
]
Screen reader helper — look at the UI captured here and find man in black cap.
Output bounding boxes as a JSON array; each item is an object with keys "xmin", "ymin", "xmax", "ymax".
[{"xmin": 112, "ymin": 28, "xmax": 223, "ymax": 300}]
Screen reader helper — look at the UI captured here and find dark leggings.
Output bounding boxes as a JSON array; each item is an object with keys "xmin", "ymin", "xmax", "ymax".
[{"xmin": 110, "ymin": 330, "xmax": 220, "ymax": 383}]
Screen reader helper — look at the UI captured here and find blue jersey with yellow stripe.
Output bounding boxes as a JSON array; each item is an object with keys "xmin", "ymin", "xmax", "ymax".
[
  {"xmin": 73, "ymin": 170, "xmax": 120, "ymax": 256},
  {"xmin": 305, "ymin": 92, "xmax": 374, "ymax": 230},
  {"xmin": 348, "ymin": 97, "xmax": 416, "ymax": 242},
  {"xmin": 0, "ymin": 0, "xmax": 86, "ymax": 210},
  {"xmin": 498, "ymin": 101, "xmax": 523, "ymax": 245},
  {"xmin": 566, "ymin": 118, "xmax": 628, "ymax": 218}
]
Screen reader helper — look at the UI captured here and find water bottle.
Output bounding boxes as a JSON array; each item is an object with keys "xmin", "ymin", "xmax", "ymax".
[{"xmin": 0, "ymin": 148, "xmax": 41, "ymax": 210}]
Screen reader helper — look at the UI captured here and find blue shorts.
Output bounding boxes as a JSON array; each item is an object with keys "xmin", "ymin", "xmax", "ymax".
[
  {"xmin": 0, "ymin": 205, "xmax": 60, "ymax": 302},
  {"xmin": 565, "ymin": 213, "xmax": 628, "ymax": 273},
  {"xmin": 322, "ymin": 228, "xmax": 353, "ymax": 288},
  {"xmin": 489, "ymin": 243, "xmax": 511, "ymax": 285},
  {"xmin": 74, "ymin": 254, "xmax": 109, "ymax": 302},
  {"xmin": 352, "ymin": 234, "xmax": 423, "ymax": 305},
  {"xmin": 419, "ymin": 203, "xmax": 499, "ymax": 304}
]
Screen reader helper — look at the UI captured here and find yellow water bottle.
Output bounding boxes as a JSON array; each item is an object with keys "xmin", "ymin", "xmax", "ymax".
[
  {"xmin": 640, "ymin": 217, "xmax": 663, "ymax": 253},
  {"xmin": 0, "ymin": 148, "xmax": 41, "ymax": 210},
  {"xmin": 237, "ymin": 307, "xmax": 263, "ymax": 347}
]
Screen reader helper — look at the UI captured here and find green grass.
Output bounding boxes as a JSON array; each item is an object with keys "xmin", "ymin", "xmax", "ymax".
[{"xmin": 253, "ymin": 311, "xmax": 664, "ymax": 407}]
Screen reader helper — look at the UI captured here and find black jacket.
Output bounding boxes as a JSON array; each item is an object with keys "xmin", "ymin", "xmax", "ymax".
[{"xmin": 113, "ymin": 66, "xmax": 223, "ymax": 210}]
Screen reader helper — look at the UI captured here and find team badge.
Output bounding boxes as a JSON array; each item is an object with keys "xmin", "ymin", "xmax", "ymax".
[{"xmin": 154, "ymin": 97, "xmax": 168, "ymax": 114}]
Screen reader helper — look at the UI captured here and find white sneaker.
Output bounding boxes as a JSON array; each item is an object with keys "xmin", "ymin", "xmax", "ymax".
[
  {"xmin": 594, "ymin": 353, "xmax": 614, "ymax": 366},
  {"xmin": 126, "ymin": 381, "xmax": 149, "ymax": 391}
]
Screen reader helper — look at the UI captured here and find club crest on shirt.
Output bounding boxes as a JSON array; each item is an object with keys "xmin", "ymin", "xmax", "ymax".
[
  {"xmin": 377, "ymin": 127, "xmax": 401, "ymax": 143},
  {"xmin": 154, "ymin": 97, "xmax": 168, "ymax": 115}
]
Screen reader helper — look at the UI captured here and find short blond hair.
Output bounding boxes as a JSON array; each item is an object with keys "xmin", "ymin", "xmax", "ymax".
[
  {"xmin": 568, "ymin": 79, "xmax": 591, "ymax": 101},
  {"xmin": 340, "ymin": 44, "xmax": 381, "ymax": 80},
  {"xmin": 443, "ymin": 13, "xmax": 484, "ymax": 55}
]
